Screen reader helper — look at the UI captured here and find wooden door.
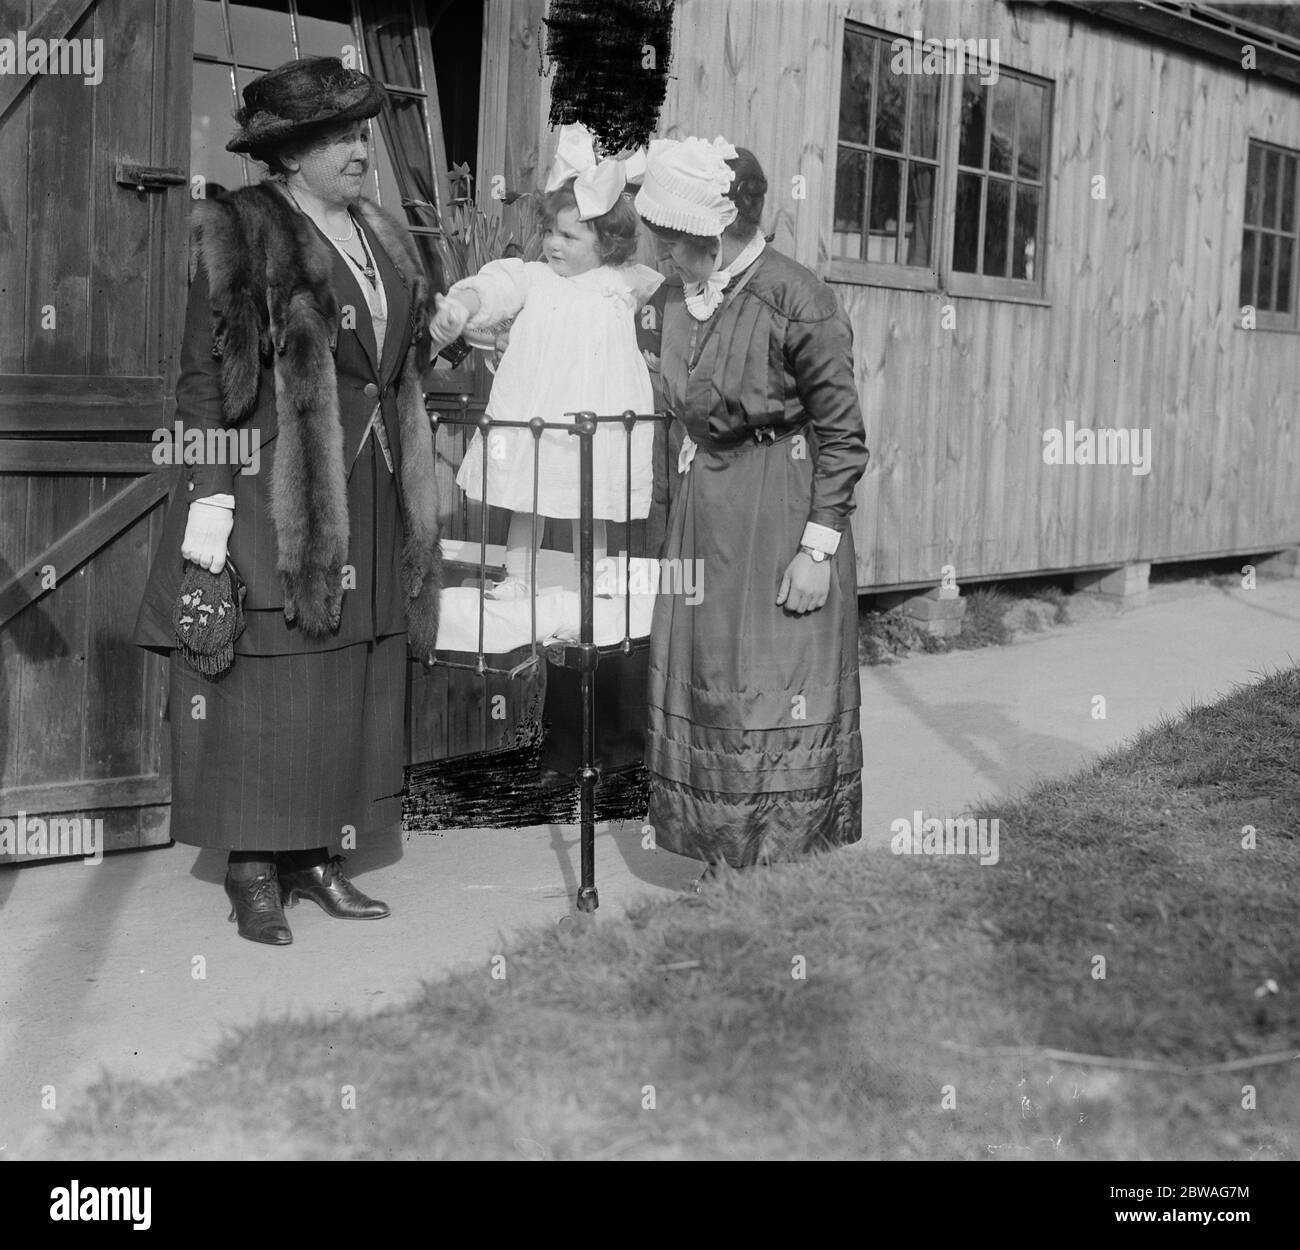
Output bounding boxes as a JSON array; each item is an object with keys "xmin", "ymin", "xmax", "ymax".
[{"xmin": 0, "ymin": 0, "xmax": 193, "ymax": 860}]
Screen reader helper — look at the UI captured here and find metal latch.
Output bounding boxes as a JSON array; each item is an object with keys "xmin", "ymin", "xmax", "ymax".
[{"xmin": 114, "ymin": 162, "xmax": 187, "ymax": 192}]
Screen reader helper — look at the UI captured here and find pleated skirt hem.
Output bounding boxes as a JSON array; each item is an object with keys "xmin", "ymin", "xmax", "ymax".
[{"xmin": 646, "ymin": 768, "xmax": 863, "ymax": 867}]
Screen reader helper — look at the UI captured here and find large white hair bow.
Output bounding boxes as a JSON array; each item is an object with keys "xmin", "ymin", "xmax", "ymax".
[{"xmin": 545, "ymin": 123, "xmax": 643, "ymax": 220}]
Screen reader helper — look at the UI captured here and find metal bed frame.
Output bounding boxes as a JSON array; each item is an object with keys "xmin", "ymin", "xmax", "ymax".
[{"xmin": 427, "ymin": 397, "xmax": 670, "ymax": 913}]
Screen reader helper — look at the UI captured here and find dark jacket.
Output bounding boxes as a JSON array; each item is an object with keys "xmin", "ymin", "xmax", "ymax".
[
  {"xmin": 652, "ymin": 246, "xmax": 868, "ymax": 537},
  {"xmin": 134, "ymin": 184, "xmax": 442, "ymax": 657}
]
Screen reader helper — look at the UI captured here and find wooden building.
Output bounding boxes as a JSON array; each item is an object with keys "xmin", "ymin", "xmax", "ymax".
[
  {"xmin": 643, "ymin": 0, "xmax": 1300, "ymax": 589},
  {"xmin": 3, "ymin": 0, "xmax": 1300, "ymax": 856}
]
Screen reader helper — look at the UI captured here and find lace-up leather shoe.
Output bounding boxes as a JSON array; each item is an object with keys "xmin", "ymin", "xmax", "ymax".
[
  {"xmin": 278, "ymin": 856, "xmax": 390, "ymax": 919},
  {"xmin": 225, "ymin": 866, "xmax": 293, "ymax": 945}
]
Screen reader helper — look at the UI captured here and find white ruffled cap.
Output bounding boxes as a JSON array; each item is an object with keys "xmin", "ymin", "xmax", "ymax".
[{"xmin": 634, "ymin": 136, "xmax": 739, "ymax": 237}]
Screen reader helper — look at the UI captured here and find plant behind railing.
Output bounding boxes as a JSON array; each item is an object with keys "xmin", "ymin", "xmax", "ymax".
[{"xmin": 432, "ymin": 162, "xmax": 546, "ymax": 347}]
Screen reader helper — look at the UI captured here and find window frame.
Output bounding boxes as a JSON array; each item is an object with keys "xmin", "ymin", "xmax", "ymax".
[
  {"xmin": 826, "ymin": 23, "xmax": 946, "ymax": 293},
  {"xmin": 827, "ymin": 20, "xmax": 1053, "ymax": 306},
  {"xmin": 1240, "ymin": 137, "xmax": 1300, "ymax": 332},
  {"xmin": 190, "ymin": 0, "xmax": 453, "ymax": 229}
]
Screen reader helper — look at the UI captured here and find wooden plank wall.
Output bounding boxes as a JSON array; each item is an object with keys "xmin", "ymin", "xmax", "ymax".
[
  {"xmin": 514, "ymin": 0, "xmax": 1300, "ymax": 589},
  {"xmin": 477, "ymin": 0, "xmax": 548, "ymax": 234},
  {"xmin": 0, "ymin": 0, "xmax": 191, "ymax": 856}
]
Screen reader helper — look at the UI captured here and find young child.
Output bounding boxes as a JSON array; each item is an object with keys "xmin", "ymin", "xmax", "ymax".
[{"xmin": 430, "ymin": 126, "xmax": 662, "ymax": 598}]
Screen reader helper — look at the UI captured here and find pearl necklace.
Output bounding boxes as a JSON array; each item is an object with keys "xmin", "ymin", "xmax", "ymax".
[
  {"xmin": 283, "ymin": 180, "xmax": 375, "ymax": 285},
  {"xmin": 325, "ymin": 216, "xmax": 356, "ymax": 242}
]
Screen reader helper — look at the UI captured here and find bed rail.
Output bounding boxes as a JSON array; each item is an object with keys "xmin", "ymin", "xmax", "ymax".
[{"xmin": 424, "ymin": 396, "xmax": 673, "ymax": 912}]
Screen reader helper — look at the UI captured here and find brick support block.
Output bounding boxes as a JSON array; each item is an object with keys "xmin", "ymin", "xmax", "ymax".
[
  {"xmin": 923, "ymin": 616, "xmax": 965, "ymax": 639},
  {"xmin": 1073, "ymin": 562, "xmax": 1150, "ymax": 604},
  {"xmin": 871, "ymin": 585, "xmax": 968, "ymax": 638},
  {"xmin": 901, "ymin": 594, "xmax": 968, "ymax": 622}
]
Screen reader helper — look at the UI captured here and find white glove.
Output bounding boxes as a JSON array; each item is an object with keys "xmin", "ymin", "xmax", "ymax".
[
  {"xmin": 182, "ymin": 497, "xmax": 234, "ymax": 573},
  {"xmin": 429, "ymin": 292, "xmax": 470, "ymax": 348}
]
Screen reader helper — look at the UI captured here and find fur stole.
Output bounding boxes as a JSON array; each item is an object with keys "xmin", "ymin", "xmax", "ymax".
[{"xmin": 195, "ymin": 182, "xmax": 441, "ymax": 656}]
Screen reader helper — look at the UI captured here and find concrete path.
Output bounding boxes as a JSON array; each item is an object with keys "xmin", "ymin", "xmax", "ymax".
[{"xmin": 3, "ymin": 575, "xmax": 1298, "ymax": 1157}]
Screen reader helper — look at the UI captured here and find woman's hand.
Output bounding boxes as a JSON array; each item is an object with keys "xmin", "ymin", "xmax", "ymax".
[
  {"xmin": 777, "ymin": 550, "xmax": 831, "ymax": 614},
  {"xmin": 182, "ymin": 498, "xmax": 234, "ymax": 574},
  {"xmin": 429, "ymin": 292, "xmax": 471, "ymax": 348}
]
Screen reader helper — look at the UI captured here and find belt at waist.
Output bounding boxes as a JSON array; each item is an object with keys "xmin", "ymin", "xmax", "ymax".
[{"xmin": 687, "ymin": 421, "xmax": 811, "ymax": 450}]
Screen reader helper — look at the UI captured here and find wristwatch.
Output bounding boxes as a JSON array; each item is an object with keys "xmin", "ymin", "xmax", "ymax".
[{"xmin": 799, "ymin": 545, "xmax": 829, "ymax": 563}]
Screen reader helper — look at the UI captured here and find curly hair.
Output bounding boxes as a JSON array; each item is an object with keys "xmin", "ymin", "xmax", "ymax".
[{"xmin": 543, "ymin": 179, "xmax": 640, "ymax": 267}]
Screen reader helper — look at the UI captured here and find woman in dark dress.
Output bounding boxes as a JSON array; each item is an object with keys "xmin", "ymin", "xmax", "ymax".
[
  {"xmin": 133, "ymin": 58, "xmax": 442, "ymax": 944},
  {"xmin": 634, "ymin": 137, "xmax": 869, "ymax": 869}
]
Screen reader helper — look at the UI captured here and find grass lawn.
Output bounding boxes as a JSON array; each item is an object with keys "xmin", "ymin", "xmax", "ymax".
[{"xmin": 32, "ymin": 670, "xmax": 1300, "ymax": 1160}]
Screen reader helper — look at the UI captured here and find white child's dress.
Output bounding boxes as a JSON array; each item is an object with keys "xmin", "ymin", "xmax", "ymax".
[{"xmin": 450, "ymin": 258, "xmax": 661, "ymax": 520}]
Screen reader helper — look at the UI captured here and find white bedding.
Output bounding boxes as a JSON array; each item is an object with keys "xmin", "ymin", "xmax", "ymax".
[{"xmin": 436, "ymin": 541, "xmax": 658, "ymax": 654}]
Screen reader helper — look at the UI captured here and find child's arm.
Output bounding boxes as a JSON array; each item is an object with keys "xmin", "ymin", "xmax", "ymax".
[
  {"xmin": 429, "ymin": 289, "xmax": 480, "ymax": 348},
  {"xmin": 436, "ymin": 258, "xmax": 531, "ymax": 345}
]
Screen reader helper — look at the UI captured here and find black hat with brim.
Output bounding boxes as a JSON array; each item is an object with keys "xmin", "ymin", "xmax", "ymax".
[{"xmin": 226, "ymin": 56, "xmax": 386, "ymax": 156}]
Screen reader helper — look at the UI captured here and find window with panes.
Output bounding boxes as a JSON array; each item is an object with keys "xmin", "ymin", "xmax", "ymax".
[
  {"xmin": 1240, "ymin": 139, "xmax": 1300, "ymax": 328},
  {"xmin": 832, "ymin": 23, "xmax": 1050, "ymax": 301}
]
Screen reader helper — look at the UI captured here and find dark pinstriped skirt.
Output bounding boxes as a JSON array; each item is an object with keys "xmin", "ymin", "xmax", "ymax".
[{"xmin": 167, "ymin": 633, "xmax": 407, "ymax": 851}]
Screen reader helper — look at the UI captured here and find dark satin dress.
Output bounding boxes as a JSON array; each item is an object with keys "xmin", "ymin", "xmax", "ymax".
[
  {"xmin": 133, "ymin": 201, "xmax": 419, "ymax": 851},
  {"xmin": 645, "ymin": 247, "xmax": 869, "ymax": 866}
]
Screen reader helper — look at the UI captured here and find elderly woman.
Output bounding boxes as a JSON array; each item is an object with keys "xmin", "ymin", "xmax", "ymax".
[
  {"xmin": 134, "ymin": 57, "xmax": 442, "ymax": 944},
  {"xmin": 634, "ymin": 138, "xmax": 869, "ymax": 870}
]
